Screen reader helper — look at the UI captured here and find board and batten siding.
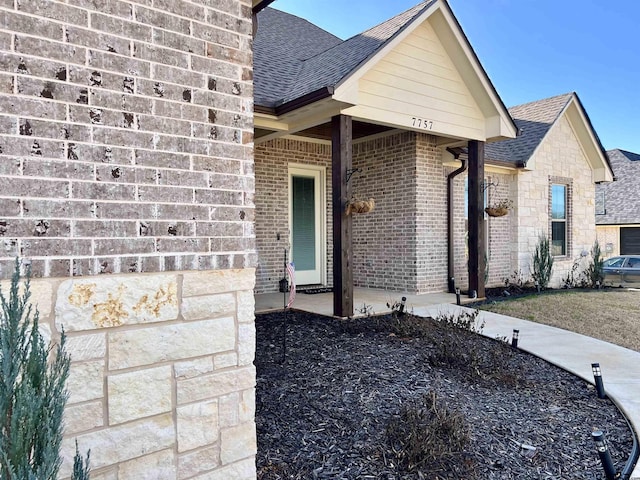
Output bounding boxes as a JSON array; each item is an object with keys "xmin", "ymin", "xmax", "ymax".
[{"xmin": 342, "ymin": 19, "xmax": 485, "ymax": 141}]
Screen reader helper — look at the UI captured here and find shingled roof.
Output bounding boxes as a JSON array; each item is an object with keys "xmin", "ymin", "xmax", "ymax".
[
  {"xmin": 484, "ymin": 93, "xmax": 573, "ymax": 164},
  {"xmin": 254, "ymin": 8, "xmax": 342, "ymax": 107},
  {"xmin": 254, "ymin": 2, "xmax": 436, "ymax": 108},
  {"xmin": 596, "ymin": 149, "xmax": 640, "ymax": 225}
]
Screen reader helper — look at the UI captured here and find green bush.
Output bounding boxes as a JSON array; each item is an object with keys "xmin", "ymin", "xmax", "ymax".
[
  {"xmin": 0, "ymin": 260, "xmax": 90, "ymax": 480},
  {"xmin": 531, "ymin": 234, "xmax": 554, "ymax": 289},
  {"xmin": 586, "ymin": 240, "xmax": 605, "ymax": 288}
]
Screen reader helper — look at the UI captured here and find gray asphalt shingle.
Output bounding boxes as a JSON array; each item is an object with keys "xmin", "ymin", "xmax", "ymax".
[
  {"xmin": 484, "ymin": 93, "xmax": 573, "ymax": 164},
  {"xmin": 254, "ymin": 2, "xmax": 435, "ymax": 108},
  {"xmin": 596, "ymin": 149, "xmax": 640, "ymax": 225},
  {"xmin": 254, "ymin": 8, "xmax": 342, "ymax": 107}
]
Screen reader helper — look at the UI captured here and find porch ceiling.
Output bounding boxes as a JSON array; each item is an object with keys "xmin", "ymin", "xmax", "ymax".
[{"xmin": 256, "ymin": 120, "xmax": 393, "ymax": 142}]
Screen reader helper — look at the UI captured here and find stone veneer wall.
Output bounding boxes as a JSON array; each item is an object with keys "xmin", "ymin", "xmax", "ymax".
[
  {"xmin": 0, "ymin": 1, "xmax": 257, "ymax": 478},
  {"xmin": 514, "ymin": 114, "xmax": 597, "ymax": 287},
  {"xmin": 596, "ymin": 225, "xmax": 620, "ymax": 257},
  {"xmin": 254, "ymin": 138, "xmax": 332, "ymax": 294},
  {"xmin": 0, "ymin": 269, "xmax": 257, "ymax": 479}
]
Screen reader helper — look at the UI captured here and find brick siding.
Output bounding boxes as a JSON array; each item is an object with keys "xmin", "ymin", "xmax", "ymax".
[
  {"xmin": 256, "ymin": 131, "xmax": 457, "ymax": 295},
  {"xmin": 254, "ymin": 138, "xmax": 332, "ymax": 294},
  {"xmin": 0, "ymin": 2, "xmax": 258, "ymax": 478},
  {"xmin": 0, "ymin": 0, "xmax": 255, "ymax": 278}
]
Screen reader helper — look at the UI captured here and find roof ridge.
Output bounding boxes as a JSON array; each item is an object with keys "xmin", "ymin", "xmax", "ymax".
[
  {"xmin": 508, "ymin": 92, "xmax": 574, "ymax": 112},
  {"xmin": 265, "ymin": 7, "xmax": 342, "ymax": 44},
  {"xmin": 299, "ymin": 1, "xmax": 434, "ymax": 64},
  {"xmin": 609, "ymin": 148, "xmax": 640, "ymax": 156},
  {"xmin": 356, "ymin": 1, "xmax": 434, "ymax": 38}
]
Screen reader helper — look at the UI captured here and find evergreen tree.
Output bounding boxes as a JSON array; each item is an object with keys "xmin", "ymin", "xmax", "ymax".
[{"xmin": 0, "ymin": 260, "xmax": 90, "ymax": 479}]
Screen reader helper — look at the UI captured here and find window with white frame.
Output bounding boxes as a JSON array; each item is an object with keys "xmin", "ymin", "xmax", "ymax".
[{"xmin": 551, "ymin": 184, "xmax": 567, "ymax": 256}]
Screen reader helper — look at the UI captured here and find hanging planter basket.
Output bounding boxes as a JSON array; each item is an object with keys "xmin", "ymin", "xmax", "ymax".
[
  {"xmin": 485, "ymin": 206, "xmax": 509, "ymax": 217},
  {"xmin": 346, "ymin": 198, "xmax": 375, "ymax": 215}
]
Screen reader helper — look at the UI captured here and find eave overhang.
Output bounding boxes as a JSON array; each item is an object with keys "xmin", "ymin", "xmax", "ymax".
[{"xmin": 252, "ymin": 0, "xmax": 276, "ymax": 14}]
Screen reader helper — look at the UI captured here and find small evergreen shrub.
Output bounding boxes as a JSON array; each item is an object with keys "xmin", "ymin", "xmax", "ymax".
[
  {"xmin": 531, "ymin": 234, "xmax": 554, "ymax": 289},
  {"xmin": 0, "ymin": 260, "xmax": 90, "ymax": 480},
  {"xmin": 586, "ymin": 240, "xmax": 605, "ymax": 288}
]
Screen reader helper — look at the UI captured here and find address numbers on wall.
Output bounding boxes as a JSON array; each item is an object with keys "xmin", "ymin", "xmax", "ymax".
[{"xmin": 411, "ymin": 117, "xmax": 434, "ymax": 130}]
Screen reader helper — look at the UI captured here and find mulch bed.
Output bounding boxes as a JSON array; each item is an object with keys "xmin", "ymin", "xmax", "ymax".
[{"xmin": 256, "ymin": 310, "xmax": 633, "ymax": 479}]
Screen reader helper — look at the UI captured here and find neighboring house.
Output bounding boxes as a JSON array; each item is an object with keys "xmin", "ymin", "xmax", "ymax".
[
  {"xmin": 253, "ymin": 2, "xmax": 612, "ymax": 310},
  {"xmin": 472, "ymin": 93, "xmax": 614, "ymax": 288},
  {"xmin": 0, "ymin": 1, "xmax": 270, "ymax": 478},
  {"xmin": 596, "ymin": 149, "xmax": 640, "ymax": 256}
]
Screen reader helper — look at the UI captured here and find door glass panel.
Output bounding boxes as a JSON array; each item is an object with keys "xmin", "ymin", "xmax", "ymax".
[{"xmin": 292, "ymin": 175, "xmax": 316, "ymax": 271}]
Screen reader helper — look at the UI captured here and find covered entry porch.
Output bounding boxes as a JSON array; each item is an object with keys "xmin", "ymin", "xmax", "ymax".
[{"xmin": 253, "ymin": 1, "xmax": 518, "ymax": 317}]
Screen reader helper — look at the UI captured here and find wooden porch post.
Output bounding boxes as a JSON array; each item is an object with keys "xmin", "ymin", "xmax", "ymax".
[
  {"xmin": 468, "ymin": 140, "xmax": 486, "ymax": 299},
  {"xmin": 332, "ymin": 115, "xmax": 353, "ymax": 317}
]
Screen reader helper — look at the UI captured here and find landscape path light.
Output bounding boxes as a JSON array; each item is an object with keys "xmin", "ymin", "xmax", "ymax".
[
  {"xmin": 591, "ymin": 430, "xmax": 618, "ymax": 480},
  {"xmin": 592, "ymin": 362, "xmax": 606, "ymax": 399},
  {"xmin": 511, "ymin": 329, "xmax": 519, "ymax": 349},
  {"xmin": 398, "ymin": 296, "xmax": 406, "ymax": 315}
]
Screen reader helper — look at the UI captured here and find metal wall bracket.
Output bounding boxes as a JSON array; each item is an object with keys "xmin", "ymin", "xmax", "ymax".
[{"xmin": 346, "ymin": 168, "xmax": 361, "ymax": 183}]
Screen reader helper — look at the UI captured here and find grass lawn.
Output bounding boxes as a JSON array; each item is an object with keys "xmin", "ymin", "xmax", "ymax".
[{"xmin": 479, "ymin": 289, "xmax": 640, "ymax": 352}]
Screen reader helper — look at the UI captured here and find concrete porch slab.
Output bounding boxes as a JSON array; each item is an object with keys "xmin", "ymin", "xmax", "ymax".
[{"xmin": 255, "ymin": 287, "xmax": 475, "ymax": 317}]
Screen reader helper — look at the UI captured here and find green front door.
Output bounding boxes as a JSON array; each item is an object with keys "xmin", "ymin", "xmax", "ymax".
[{"xmin": 289, "ymin": 166, "xmax": 324, "ymax": 285}]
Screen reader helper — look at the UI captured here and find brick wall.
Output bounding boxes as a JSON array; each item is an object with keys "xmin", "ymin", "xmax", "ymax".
[
  {"xmin": 0, "ymin": 1, "xmax": 257, "ymax": 478},
  {"xmin": 413, "ymin": 133, "xmax": 447, "ymax": 292},
  {"xmin": 449, "ymin": 169, "xmax": 516, "ymax": 290},
  {"xmin": 485, "ymin": 172, "xmax": 515, "ymax": 286},
  {"xmin": 352, "ymin": 132, "xmax": 423, "ymax": 292},
  {"xmin": 0, "ymin": 0, "xmax": 255, "ymax": 276},
  {"xmin": 255, "ymin": 132, "xmax": 454, "ymax": 295},
  {"xmin": 254, "ymin": 138, "xmax": 332, "ymax": 294}
]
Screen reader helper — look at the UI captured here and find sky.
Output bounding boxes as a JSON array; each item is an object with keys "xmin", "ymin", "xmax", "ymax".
[{"xmin": 271, "ymin": 0, "xmax": 640, "ymax": 154}]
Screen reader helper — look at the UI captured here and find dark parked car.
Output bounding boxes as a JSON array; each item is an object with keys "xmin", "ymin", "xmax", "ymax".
[{"xmin": 603, "ymin": 256, "xmax": 640, "ymax": 287}]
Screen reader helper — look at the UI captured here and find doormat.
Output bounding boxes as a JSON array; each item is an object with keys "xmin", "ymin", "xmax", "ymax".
[{"xmin": 301, "ymin": 287, "xmax": 333, "ymax": 294}]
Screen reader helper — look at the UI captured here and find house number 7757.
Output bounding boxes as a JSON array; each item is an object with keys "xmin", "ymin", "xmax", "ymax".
[{"xmin": 411, "ymin": 117, "xmax": 434, "ymax": 130}]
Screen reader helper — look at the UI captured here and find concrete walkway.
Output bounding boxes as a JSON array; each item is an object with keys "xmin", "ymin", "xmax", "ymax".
[{"xmin": 414, "ymin": 304, "xmax": 640, "ymax": 479}]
